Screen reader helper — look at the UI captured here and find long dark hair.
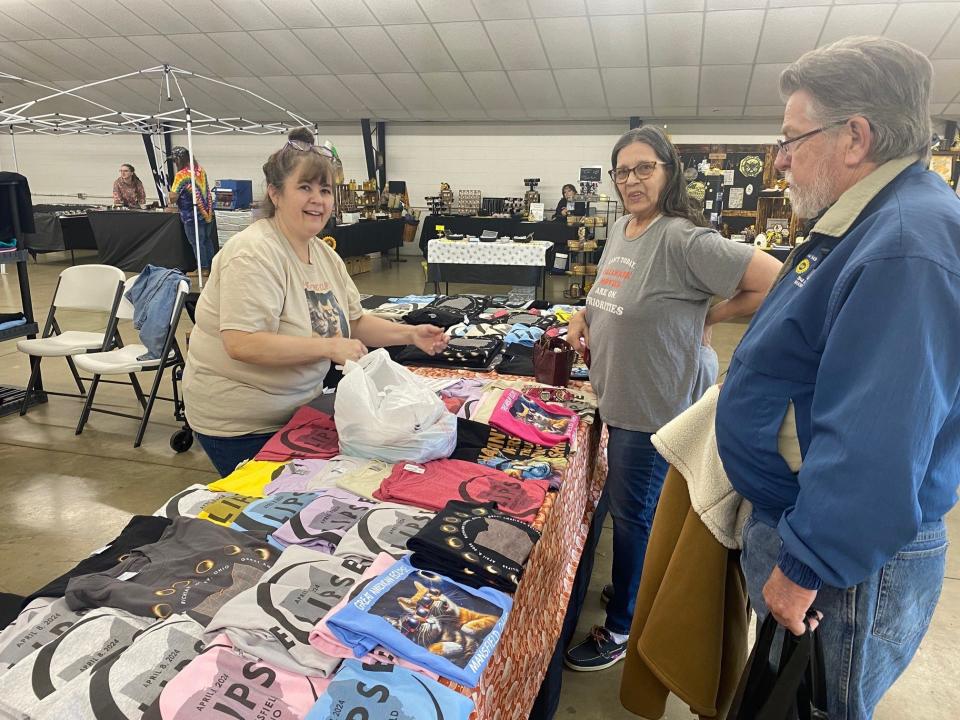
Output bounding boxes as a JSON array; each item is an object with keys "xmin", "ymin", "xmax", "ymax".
[
  {"xmin": 121, "ymin": 163, "xmax": 141, "ymax": 185},
  {"xmin": 561, "ymin": 183, "xmax": 577, "ymax": 195},
  {"xmin": 610, "ymin": 126, "xmax": 707, "ymax": 227}
]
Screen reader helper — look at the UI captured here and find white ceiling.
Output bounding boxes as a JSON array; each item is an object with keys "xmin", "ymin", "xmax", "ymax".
[{"xmin": 2, "ymin": 0, "xmax": 960, "ymax": 123}]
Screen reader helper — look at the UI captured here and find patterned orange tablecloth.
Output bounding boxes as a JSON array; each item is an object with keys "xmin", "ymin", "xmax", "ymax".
[{"xmin": 411, "ymin": 367, "xmax": 607, "ymax": 719}]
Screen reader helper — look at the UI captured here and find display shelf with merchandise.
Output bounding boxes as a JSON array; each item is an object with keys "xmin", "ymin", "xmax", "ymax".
[
  {"xmin": 563, "ymin": 198, "xmax": 620, "ymax": 298},
  {"xmin": 0, "ymin": 178, "xmax": 47, "ymax": 417}
]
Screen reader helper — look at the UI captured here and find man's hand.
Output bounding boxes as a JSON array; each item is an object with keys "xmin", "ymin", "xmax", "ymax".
[
  {"xmin": 410, "ymin": 324, "xmax": 448, "ymax": 355},
  {"xmin": 762, "ymin": 566, "xmax": 820, "ymax": 636},
  {"xmin": 566, "ymin": 309, "xmax": 590, "ymax": 352}
]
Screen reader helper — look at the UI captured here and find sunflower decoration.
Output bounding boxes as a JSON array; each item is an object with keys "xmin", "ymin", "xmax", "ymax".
[{"xmin": 322, "ymin": 235, "xmax": 337, "ymax": 251}]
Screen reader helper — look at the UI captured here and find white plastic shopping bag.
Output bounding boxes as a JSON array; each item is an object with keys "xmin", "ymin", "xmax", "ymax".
[{"xmin": 333, "ymin": 348, "xmax": 457, "ymax": 463}]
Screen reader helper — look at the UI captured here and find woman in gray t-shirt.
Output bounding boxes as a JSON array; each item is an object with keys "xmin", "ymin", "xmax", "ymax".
[{"xmin": 563, "ymin": 127, "xmax": 781, "ymax": 671}]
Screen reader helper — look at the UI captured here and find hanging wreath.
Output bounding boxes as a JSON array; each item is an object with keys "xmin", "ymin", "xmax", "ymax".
[{"xmin": 322, "ymin": 235, "xmax": 337, "ymax": 251}]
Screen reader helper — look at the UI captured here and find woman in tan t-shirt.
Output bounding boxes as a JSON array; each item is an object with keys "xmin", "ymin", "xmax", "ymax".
[{"xmin": 183, "ymin": 128, "xmax": 447, "ymax": 476}]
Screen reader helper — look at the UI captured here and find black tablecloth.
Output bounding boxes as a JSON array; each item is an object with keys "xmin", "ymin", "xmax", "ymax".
[
  {"xmin": 87, "ymin": 210, "xmax": 219, "ymax": 272},
  {"xmin": 419, "ymin": 215, "xmax": 576, "ymax": 257},
  {"xmin": 331, "ymin": 219, "xmax": 406, "ymax": 257},
  {"xmin": 24, "ymin": 205, "xmax": 98, "ymax": 254}
]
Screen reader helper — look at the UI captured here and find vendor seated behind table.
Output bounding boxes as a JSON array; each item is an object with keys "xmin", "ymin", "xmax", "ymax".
[
  {"xmin": 553, "ymin": 183, "xmax": 578, "ymax": 221},
  {"xmin": 112, "ymin": 163, "xmax": 145, "ymax": 208},
  {"xmin": 183, "ymin": 128, "xmax": 448, "ymax": 477}
]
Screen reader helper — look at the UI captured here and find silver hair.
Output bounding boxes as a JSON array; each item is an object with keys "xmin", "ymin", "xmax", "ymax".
[{"xmin": 779, "ymin": 36, "xmax": 933, "ymax": 164}]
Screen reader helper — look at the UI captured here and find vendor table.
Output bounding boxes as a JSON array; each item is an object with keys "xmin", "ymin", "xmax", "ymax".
[
  {"xmin": 427, "ymin": 239, "xmax": 553, "ymax": 298},
  {"xmin": 404, "ymin": 367, "xmax": 605, "ymax": 720},
  {"xmin": 419, "ymin": 215, "xmax": 576, "ymax": 257},
  {"xmin": 332, "ymin": 218, "xmax": 406, "ymax": 260},
  {"xmin": 24, "ymin": 205, "xmax": 98, "ymax": 260},
  {"xmin": 86, "ymin": 210, "xmax": 219, "ymax": 272}
]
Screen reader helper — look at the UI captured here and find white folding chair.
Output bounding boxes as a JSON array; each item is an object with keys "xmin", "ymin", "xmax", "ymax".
[
  {"xmin": 74, "ymin": 277, "xmax": 190, "ymax": 448},
  {"xmin": 17, "ymin": 264, "xmax": 127, "ymax": 415}
]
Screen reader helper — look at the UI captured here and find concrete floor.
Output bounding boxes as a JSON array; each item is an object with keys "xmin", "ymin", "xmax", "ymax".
[{"xmin": 0, "ymin": 252, "xmax": 956, "ymax": 718}]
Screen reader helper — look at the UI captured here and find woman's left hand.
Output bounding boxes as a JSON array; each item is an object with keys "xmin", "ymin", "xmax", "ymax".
[
  {"xmin": 702, "ymin": 322, "xmax": 714, "ymax": 347},
  {"xmin": 411, "ymin": 324, "xmax": 448, "ymax": 355}
]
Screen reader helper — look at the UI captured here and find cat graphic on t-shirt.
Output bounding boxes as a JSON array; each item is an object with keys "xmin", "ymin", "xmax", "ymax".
[
  {"xmin": 305, "ymin": 288, "xmax": 347, "ymax": 338},
  {"xmin": 376, "ymin": 578, "xmax": 501, "ymax": 667}
]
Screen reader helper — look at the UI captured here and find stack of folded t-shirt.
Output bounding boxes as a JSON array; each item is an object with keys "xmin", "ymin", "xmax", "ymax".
[
  {"xmin": 36, "ymin": 614, "xmax": 205, "ymax": 717},
  {"xmin": 333, "ymin": 503, "xmax": 436, "ymax": 562},
  {"xmin": 64, "ymin": 517, "xmax": 278, "ymax": 625},
  {"xmin": 325, "ymin": 556, "xmax": 511, "ymax": 688},
  {"xmin": 452, "ymin": 417, "xmax": 569, "ymax": 489},
  {"xmin": 374, "ymin": 458, "xmax": 550, "ymax": 523},
  {"xmin": 489, "ymin": 388, "xmax": 579, "ymax": 447},
  {"xmin": 307, "ymin": 659, "xmax": 474, "ymax": 720},
  {"xmin": 271, "ymin": 488, "xmax": 377, "ymax": 553},
  {"xmin": 204, "ymin": 546, "xmax": 371, "ymax": 676},
  {"xmin": 157, "ymin": 634, "xmax": 329, "ymax": 719},
  {"xmin": 255, "ymin": 406, "xmax": 340, "ymax": 461},
  {"xmin": 408, "ymin": 500, "xmax": 540, "ymax": 593}
]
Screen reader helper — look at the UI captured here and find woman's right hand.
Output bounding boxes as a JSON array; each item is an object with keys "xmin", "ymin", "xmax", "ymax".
[
  {"xmin": 324, "ymin": 337, "xmax": 368, "ymax": 365},
  {"xmin": 566, "ymin": 309, "xmax": 590, "ymax": 351}
]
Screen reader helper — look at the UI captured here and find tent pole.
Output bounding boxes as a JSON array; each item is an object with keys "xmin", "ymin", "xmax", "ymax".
[
  {"xmin": 10, "ymin": 128, "xmax": 19, "ymax": 172},
  {"xmin": 185, "ymin": 106, "xmax": 203, "ymax": 289}
]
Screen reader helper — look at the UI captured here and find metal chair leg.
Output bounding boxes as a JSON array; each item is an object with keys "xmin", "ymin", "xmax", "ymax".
[
  {"xmin": 19, "ymin": 357, "xmax": 42, "ymax": 416},
  {"xmin": 129, "ymin": 373, "xmax": 147, "ymax": 409},
  {"xmin": 65, "ymin": 356, "xmax": 86, "ymax": 395},
  {"xmin": 134, "ymin": 364, "xmax": 167, "ymax": 448},
  {"xmin": 75, "ymin": 374, "xmax": 101, "ymax": 435}
]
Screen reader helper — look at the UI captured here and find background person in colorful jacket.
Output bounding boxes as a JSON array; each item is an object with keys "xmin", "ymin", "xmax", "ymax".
[
  {"xmin": 168, "ymin": 146, "xmax": 214, "ymax": 275},
  {"xmin": 716, "ymin": 36, "xmax": 960, "ymax": 719}
]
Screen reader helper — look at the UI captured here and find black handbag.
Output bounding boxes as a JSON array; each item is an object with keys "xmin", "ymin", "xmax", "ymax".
[{"xmin": 727, "ymin": 613, "xmax": 828, "ymax": 720}]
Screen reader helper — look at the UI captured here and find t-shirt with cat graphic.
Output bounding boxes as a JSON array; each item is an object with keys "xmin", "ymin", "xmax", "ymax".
[
  {"xmin": 407, "ymin": 500, "xmax": 540, "ymax": 593},
  {"xmin": 489, "ymin": 389, "xmax": 579, "ymax": 447},
  {"xmin": 157, "ymin": 634, "xmax": 329, "ymax": 720},
  {"xmin": 64, "ymin": 517, "xmax": 278, "ymax": 625},
  {"xmin": 205, "ymin": 546, "xmax": 372, "ymax": 676},
  {"xmin": 255, "ymin": 407, "xmax": 340, "ymax": 462},
  {"xmin": 34, "ymin": 614, "xmax": 205, "ymax": 719},
  {"xmin": 333, "ymin": 503, "xmax": 436, "ymax": 563},
  {"xmin": 271, "ymin": 488, "xmax": 377, "ymax": 553},
  {"xmin": 325, "ymin": 556, "xmax": 511, "ymax": 687},
  {"xmin": 374, "ymin": 459, "xmax": 550, "ymax": 523},
  {"xmin": 307, "ymin": 660, "xmax": 474, "ymax": 720},
  {"xmin": 309, "ymin": 553, "xmax": 443, "ymax": 678},
  {"xmin": 183, "ymin": 217, "xmax": 364, "ymax": 437}
]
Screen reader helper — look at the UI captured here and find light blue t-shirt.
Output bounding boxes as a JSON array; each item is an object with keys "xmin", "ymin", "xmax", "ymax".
[
  {"xmin": 325, "ymin": 556, "xmax": 511, "ymax": 688},
  {"xmin": 307, "ymin": 659, "xmax": 474, "ymax": 720}
]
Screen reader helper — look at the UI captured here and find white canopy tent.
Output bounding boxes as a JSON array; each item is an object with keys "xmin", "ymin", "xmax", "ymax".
[{"xmin": 0, "ymin": 65, "xmax": 320, "ymax": 287}]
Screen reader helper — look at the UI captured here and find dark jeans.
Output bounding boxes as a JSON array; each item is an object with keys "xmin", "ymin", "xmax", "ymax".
[
  {"xmin": 529, "ymin": 426, "xmax": 669, "ymax": 719},
  {"xmin": 184, "ymin": 218, "xmax": 213, "ymax": 270},
  {"xmin": 576, "ymin": 426, "xmax": 670, "ymax": 634},
  {"xmin": 195, "ymin": 431, "xmax": 274, "ymax": 477}
]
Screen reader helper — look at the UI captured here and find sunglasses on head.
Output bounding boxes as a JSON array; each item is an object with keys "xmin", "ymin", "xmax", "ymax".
[{"xmin": 286, "ymin": 139, "xmax": 335, "ymax": 159}]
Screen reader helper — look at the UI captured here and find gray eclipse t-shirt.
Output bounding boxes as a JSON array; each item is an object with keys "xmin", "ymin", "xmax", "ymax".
[{"xmin": 585, "ymin": 214, "xmax": 753, "ymax": 432}]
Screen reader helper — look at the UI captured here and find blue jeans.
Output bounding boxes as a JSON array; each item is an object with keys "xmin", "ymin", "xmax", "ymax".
[
  {"xmin": 184, "ymin": 218, "xmax": 213, "ymax": 270},
  {"xmin": 741, "ymin": 514, "xmax": 947, "ymax": 720},
  {"xmin": 594, "ymin": 426, "xmax": 670, "ymax": 635},
  {"xmin": 195, "ymin": 431, "xmax": 274, "ymax": 477}
]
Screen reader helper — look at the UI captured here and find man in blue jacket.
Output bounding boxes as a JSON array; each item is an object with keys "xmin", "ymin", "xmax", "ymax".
[{"xmin": 717, "ymin": 36, "xmax": 960, "ymax": 718}]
